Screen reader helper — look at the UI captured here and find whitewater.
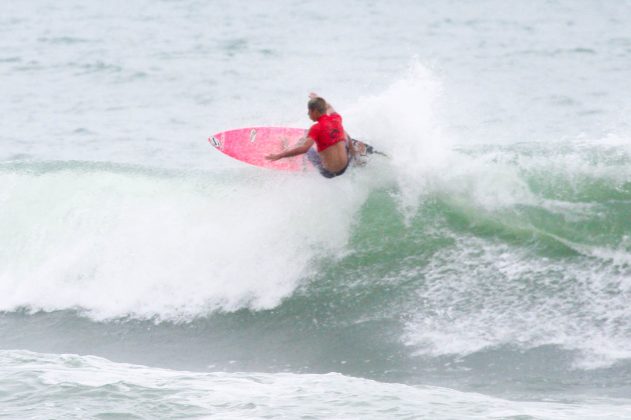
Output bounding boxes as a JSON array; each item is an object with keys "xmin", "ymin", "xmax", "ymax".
[{"xmin": 1, "ymin": 0, "xmax": 631, "ymax": 418}]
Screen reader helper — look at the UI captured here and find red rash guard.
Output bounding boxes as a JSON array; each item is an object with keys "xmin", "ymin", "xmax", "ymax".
[{"xmin": 307, "ymin": 113, "xmax": 346, "ymax": 152}]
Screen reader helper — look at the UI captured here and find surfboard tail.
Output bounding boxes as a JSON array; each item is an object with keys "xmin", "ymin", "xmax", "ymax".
[{"xmin": 351, "ymin": 139, "xmax": 389, "ymax": 159}]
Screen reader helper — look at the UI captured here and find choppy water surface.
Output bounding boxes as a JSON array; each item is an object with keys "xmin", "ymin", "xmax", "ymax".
[{"xmin": 1, "ymin": 0, "xmax": 631, "ymax": 418}]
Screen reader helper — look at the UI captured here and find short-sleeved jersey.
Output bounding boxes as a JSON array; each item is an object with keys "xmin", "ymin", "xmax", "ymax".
[{"xmin": 307, "ymin": 113, "xmax": 345, "ymax": 152}]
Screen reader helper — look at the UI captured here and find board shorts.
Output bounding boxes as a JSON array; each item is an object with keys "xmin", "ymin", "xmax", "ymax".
[{"xmin": 307, "ymin": 145, "xmax": 352, "ymax": 179}]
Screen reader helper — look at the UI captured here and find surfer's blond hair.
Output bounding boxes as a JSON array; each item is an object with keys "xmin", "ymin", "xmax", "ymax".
[{"xmin": 308, "ymin": 97, "xmax": 327, "ymax": 114}]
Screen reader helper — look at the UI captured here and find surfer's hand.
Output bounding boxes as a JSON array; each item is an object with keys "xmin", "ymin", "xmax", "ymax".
[
  {"xmin": 309, "ymin": 92, "xmax": 319, "ymax": 99},
  {"xmin": 266, "ymin": 153, "xmax": 282, "ymax": 161}
]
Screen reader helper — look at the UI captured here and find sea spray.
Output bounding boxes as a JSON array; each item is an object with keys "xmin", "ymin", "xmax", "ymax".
[{"xmin": 347, "ymin": 62, "xmax": 452, "ymax": 222}]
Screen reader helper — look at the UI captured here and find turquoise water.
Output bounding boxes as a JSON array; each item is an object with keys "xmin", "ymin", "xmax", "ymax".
[{"xmin": 1, "ymin": 0, "xmax": 631, "ymax": 418}]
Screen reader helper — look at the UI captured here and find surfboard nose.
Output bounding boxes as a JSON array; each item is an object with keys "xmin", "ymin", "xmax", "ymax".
[{"xmin": 209, "ymin": 135, "xmax": 223, "ymax": 150}]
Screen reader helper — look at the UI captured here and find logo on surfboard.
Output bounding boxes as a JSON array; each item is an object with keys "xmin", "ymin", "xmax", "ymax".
[{"xmin": 210, "ymin": 135, "xmax": 223, "ymax": 149}]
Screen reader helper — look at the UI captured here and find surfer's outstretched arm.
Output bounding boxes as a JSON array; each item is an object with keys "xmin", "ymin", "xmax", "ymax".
[{"xmin": 266, "ymin": 137, "xmax": 315, "ymax": 161}]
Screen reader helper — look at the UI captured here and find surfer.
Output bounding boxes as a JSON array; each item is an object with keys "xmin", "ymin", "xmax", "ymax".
[{"xmin": 265, "ymin": 93, "xmax": 351, "ymax": 178}]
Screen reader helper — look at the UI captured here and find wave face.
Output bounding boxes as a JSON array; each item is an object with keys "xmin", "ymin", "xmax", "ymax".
[{"xmin": 1, "ymin": 137, "xmax": 630, "ymax": 384}]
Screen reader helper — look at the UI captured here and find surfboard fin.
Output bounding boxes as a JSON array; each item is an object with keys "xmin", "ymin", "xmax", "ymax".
[{"xmin": 354, "ymin": 140, "xmax": 389, "ymax": 159}]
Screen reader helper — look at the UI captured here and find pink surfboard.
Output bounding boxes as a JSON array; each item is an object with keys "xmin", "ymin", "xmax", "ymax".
[{"xmin": 209, "ymin": 127, "xmax": 314, "ymax": 172}]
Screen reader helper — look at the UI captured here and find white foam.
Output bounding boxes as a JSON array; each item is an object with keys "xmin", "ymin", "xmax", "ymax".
[
  {"xmin": 403, "ymin": 233, "xmax": 631, "ymax": 369},
  {"xmin": 4, "ymin": 349, "xmax": 631, "ymax": 420},
  {"xmin": 0, "ymin": 165, "xmax": 370, "ymax": 321}
]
